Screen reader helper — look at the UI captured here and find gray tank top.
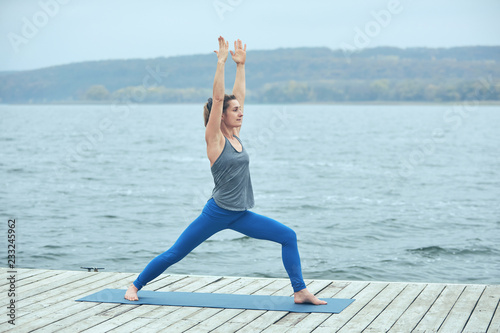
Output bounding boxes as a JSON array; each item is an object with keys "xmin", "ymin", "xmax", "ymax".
[{"xmin": 210, "ymin": 135, "xmax": 254, "ymax": 211}]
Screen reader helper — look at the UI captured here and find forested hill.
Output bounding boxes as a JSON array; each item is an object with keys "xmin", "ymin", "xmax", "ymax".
[{"xmin": 1, "ymin": 46, "xmax": 499, "ymax": 103}]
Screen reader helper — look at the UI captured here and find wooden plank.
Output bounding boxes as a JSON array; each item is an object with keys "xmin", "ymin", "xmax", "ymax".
[
  {"xmin": 2, "ymin": 268, "xmax": 49, "ymax": 284},
  {"xmin": 17, "ymin": 270, "xmax": 96, "ymax": 298},
  {"xmin": 487, "ymin": 295, "xmax": 500, "ymax": 333},
  {"xmin": 364, "ymin": 283, "xmax": 426, "ymax": 332},
  {"xmin": 316, "ymin": 281, "xmax": 351, "ymax": 298},
  {"xmin": 269, "ymin": 282, "xmax": 294, "ymax": 297},
  {"xmin": 0, "ymin": 269, "xmax": 61, "ymax": 292},
  {"xmin": 114, "ymin": 303, "xmax": 177, "ymax": 321},
  {"xmin": 144, "ymin": 275, "xmax": 268, "ymax": 332},
  {"xmin": 338, "ymin": 282, "xmax": 407, "ymax": 332},
  {"xmin": 289, "ymin": 326, "xmax": 323, "ymax": 333},
  {"xmin": 142, "ymin": 275, "xmax": 247, "ymax": 332},
  {"xmin": 389, "ymin": 283, "xmax": 446, "ymax": 332},
  {"xmin": 272, "ymin": 280, "xmax": 338, "ymax": 330},
  {"xmin": 104, "ymin": 304, "xmax": 195, "ymax": 332},
  {"xmin": 252, "ymin": 279, "xmax": 291, "ymax": 295},
  {"xmin": 134, "ymin": 274, "xmax": 220, "ymax": 294},
  {"xmin": 305, "ymin": 280, "xmax": 335, "ymax": 295},
  {"xmin": 58, "ymin": 275, "xmax": 197, "ymax": 332},
  {"xmin": 172, "ymin": 277, "xmax": 272, "ymax": 332},
  {"xmin": 290, "ymin": 281, "xmax": 350, "ymax": 331},
  {"xmin": 16, "ymin": 272, "xmax": 133, "ymax": 313},
  {"xmin": 231, "ymin": 278, "xmax": 276, "ymax": 295},
  {"xmin": 1, "ymin": 268, "xmax": 498, "ymax": 333},
  {"xmin": 34, "ymin": 274, "xmax": 181, "ymax": 332},
  {"xmin": 129, "ymin": 307, "xmax": 200, "ymax": 332},
  {"xmin": 157, "ymin": 307, "xmax": 223, "ymax": 333},
  {"xmin": 36, "ymin": 304, "xmax": 147, "ymax": 333},
  {"xmin": 210, "ymin": 279, "xmax": 287, "ymax": 332},
  {"xmin": 1, "ymin": 267, "xmax": 56, "ymax": 283},
  {"xmin": 71, "ymin": 304, "xmax": 165, "ymax": 333},
  {"xmin": 192, "ymin": 276, "xmax": 241, "ymax": 293},
  {"xmin": 291, "ymin": 313, "xmax": 330, "ymax": 332},
  {"xmin": 286, "ymin": 327, "xmax": 313, "ymax": 333},
  {"xmin": 134, "ymin": 273, "xmax": 187, "ymax": 293},
  {"xmin": 272, "ymin": 279, "xmax": 333, "ymax": 328},
  {"xmin": 4, "ymin": 274, "xmax": 138, "ymax": 332},
  {"xmin": 313, "ymin": 282, "xmax": 383, "ymax": 332},
  {"xmin": 261, "ymin": 324, "xmax": 295, "ymax": 333},
  {"xmin": 184, "ymin": 308, "xmax": 244, "ymax": 332},
  {"xmin": 1, "ymin": 273, "xmax": 135, "ymax": 331},
  {"xmin": 273, "ymin": 312, "xmax": 309, "ymax": 328},
  {"xmin": 172, "ymin": 275, "xmax": 222, "ymax": 292},
  {"xmin": 438, "ymin": 284, "xmax": 486, "ymax": 332},
  {"xmin": 321, "ymin": 281, "xmax": 369, "ymax": 301},
  {"xmin": 236, "ymin": 311, "xmax": 289, "ymax": 333},
  {"xmin": 464, "ymin": 285, "xmax": 500, "ymax": 333},
  {"xmin": 149, "ymin": 274, "xmax": 195, "ymax": 292},
  {"xmin": 105, "ymin": 317, "xmax": 157, "ymax": 333},
  {"xmin": 413, "ymin": 284, "xmax": 466, "ymax": 332},
  {"xmin": 0, "ymin": 272, "xmax": 135, "ymax": 331},
  {"xmin": 211, "ymin": 310, "xmax": 266, "ymax": 333},
  {"xmin": 24, "ymin": 302, "xmax": 132, "ymax": 332},
  {"xmin": 213, "ymin": 277, "xmax": 257, "ymax": 294},
  {"xmin": 211, "ymin": 279, "xmax": 291, "ymax": 332}
]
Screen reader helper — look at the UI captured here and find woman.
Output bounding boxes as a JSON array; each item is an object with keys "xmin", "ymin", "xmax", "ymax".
[{"xmin": 125, "ymin": 37, "xmax": 326, "ymax": 305}]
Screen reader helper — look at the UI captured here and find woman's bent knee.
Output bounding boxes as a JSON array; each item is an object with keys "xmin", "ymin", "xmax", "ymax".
[{"xmin": 283, "ymin": 227, "xmax": 298, "ymax": 245}]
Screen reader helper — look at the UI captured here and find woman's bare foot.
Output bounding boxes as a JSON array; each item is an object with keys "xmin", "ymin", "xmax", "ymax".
[
  {"xmin": 294, "ymin": 288, "xmax": 327, "ymax": 305},
  {"xmin": 124, "ymin": 283, "xmax": 139, "ymax": 301}
]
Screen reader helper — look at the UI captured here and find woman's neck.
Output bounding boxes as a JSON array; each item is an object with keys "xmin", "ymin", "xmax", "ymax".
[{"xmin": 221, "ymin": 124, "xmax": 235, "ymax": 139}]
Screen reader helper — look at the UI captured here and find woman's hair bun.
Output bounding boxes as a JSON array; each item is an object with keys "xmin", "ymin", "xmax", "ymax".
[{"xmin": 207, "ymin": 98, "xmax": 213, "ymax": 111}]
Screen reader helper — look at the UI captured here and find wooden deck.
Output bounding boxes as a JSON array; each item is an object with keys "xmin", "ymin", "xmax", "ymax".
[{"xmin": 1, "ymin": 268, "xmax": 499, "ymax": 332}]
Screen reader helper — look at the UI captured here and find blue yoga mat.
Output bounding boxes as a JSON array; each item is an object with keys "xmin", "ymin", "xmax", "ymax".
[{"xmin": 76, "ymin": 289, "xmax": 354, "ymax": 313}]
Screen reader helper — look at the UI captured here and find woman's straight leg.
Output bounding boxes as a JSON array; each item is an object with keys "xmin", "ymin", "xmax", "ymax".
[
  {"xmin": 228, "ymin": 211, "xmax": 307, "ymax": 292},
  {"xmin": 133, "ymin": 207, "xmax": 227, "ymax": 290}
]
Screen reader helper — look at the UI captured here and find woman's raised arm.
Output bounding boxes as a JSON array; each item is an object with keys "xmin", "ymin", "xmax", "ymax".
[
  {"xmin": 205, "ymin": 36, "xmax": 229, "ymax": 144},
  {"xmin": 231, "ymin": 39, "xmax": 246, "ymax": 111}
]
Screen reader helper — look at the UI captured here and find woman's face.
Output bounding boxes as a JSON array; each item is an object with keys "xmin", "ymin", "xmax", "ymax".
[{"xmin": 222, "ymin": 99, "xmax": 243, "ymax": 127}]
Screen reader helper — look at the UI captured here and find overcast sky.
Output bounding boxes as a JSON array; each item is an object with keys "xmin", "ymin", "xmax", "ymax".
[{"xmin": 1, "ymin": 0, "xmax": 499, "ymax": 71}]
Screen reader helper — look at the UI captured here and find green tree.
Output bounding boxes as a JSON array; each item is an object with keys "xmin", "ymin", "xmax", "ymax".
[
  {"xmin": 84, "ymin": 85, "xmax": 110, "ymax": 101},
  {"xmin": 370, "ymin": 79, "xmax": 390, "ymax": 100}
]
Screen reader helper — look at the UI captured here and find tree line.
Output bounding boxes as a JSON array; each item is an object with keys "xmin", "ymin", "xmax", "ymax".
[
  {"xmin": 1, "ymin": 46, "xmax": 499, "ymax": 103},
  {"xmin": 84, "ymin": 78, "xmax": 499, "ymax": 103}
]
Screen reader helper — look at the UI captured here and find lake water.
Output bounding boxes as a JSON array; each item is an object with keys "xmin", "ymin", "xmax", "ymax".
[{"xmin": 1, "ymin": 104, "xmax": 499, "ymax": 285}]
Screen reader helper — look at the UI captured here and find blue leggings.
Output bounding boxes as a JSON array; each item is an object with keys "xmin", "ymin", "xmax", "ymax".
[{"xmin": 133, "ymin": 198, "xmax": 307, "ymax": 292}]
